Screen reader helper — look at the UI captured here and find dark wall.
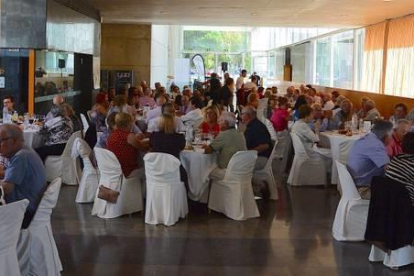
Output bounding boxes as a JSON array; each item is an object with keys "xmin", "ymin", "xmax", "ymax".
[{"xmin": 74, "ymin": 54, "xmax": 93, "ymax": 114}]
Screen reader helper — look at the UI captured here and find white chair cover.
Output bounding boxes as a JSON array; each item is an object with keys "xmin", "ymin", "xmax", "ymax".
[
  {"xmin": 257, "ymin": 98, "xmax": 268, "ymax": 121},
  {"xmin": 288, "ymin": 133, "xmax": 328, "ymax": 186},
  {"xmin": 144, "ymin": 153, "xmax": 188, "ymax": 226},
  {"xmin": 92, "ymin": 148, "xmax": 143, "ymax": 219},
  {"xmin": 208, "ymin": 150, "xmax": 260, "ymax": 220},
  {"xmin": 264, "ymin": 118, "xmax": 277, "ymax": 141},
  {"xmin": 80, "ymin": 113, "xmax": 89, "ymax": 134},
  {"xmin": 72, "ymin": 138, "xmax": 99, "ymax": 203},
  {"xmin": 45, "ymin": 130, "xmax": 82, "ymax": 185},
  {"xmin": 207, "ymin": 100, "xmax": 213, "ymax": 107},
  {"xmin": 252, "ymin": 141, "xmax": 279, "ymax": 200},
  {"xmin": 332, "ymin": 161, "xmax": 369, "ymax": 241},
  {"xmin": 0, "ymin": 199, "xmax": 29, "ymax": 276},
  {"xmin": 18, "ymin": 178, "xmax": 62, "ymax": 276},
  {"xmin": 369, "ymin": 245, "xmax": 414, "ymax": 269}
]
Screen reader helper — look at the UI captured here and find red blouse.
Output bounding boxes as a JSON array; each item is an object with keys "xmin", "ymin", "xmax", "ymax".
[
  {"xmin": 199, "ymin": 121, "xmax": 220, "ymax": 136},
  {"xmin": 107, "ymin": 130, "xmax": 139, "ymax": 177}
]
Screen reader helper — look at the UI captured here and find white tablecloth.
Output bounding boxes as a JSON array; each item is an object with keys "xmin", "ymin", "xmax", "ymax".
[
  {"xmin": 319, "ymin": 131, "xmax": 363, "ymax": 184},
  {"xmin": 23, "ymin": 129, "xmax": 44, "ymax": 149},
  {"xmin": 180, "ymin": 150, "xmax": 217, "ymax": 201}
]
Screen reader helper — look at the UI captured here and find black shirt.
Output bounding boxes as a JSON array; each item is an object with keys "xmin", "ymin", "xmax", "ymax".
[
  {"xmin": 219, "ymin": 86, "xmax": 232, "ymax": 107},
  {"xmin": 149, "ymin": 131, "xmax": 186, "ymax": 159},
  {"xmin": 244, "ymin": 118, "xmax": 272, "ymax": 158}
]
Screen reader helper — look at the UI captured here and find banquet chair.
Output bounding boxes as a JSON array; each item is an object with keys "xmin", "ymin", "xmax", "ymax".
[
  {"xmin": 264, "ymin": 118, "xmax": 277, "ymax": 141},
  {"xmin": 86, "ymin": 110, "xmax": 93, "ymax": 121},
  {"xmin": 45, "ymin": 130, "xmax": 82, "ymax": 185},
  {"xmin": 72, "ymin": 138, "xmax": 99, "ymax": 203},
  {"xmin": 18, "ymin": 178, "xmax": 62, "ymax": 276},
  {"xmin": 144, "ymin": 153, "xmax": 188, "ymax": 226},
  {"xmin": 252, "ymin": 141, "xmax": 279, "ymax": 200},
  {"xmin": 287, "ymin": 133, "xmax": 328, "ymax": 186},
  {"xmin": 332, "ymin": 161, "xmax": 369, "ymax": 241},
  {"xmin": 274, "ymin": 130, "xmax": 289, "ymax": 159},
  {"xmin": 0, "ymin": 199, "xmax": 29, "ymax": 276},
  {"xmin": 92, "ymin": 148, "xmax": 143, "ymax": 219},
  {"xmin": 256, "ymin": 98, "xmax": 269, "ymax": 121},
  {"xmin": 80, "ymin": 113, "xmax": 89, "ymax": 135},
  {"xmin": 208, "ymin": 150, "xmax": 260, "ymax": 220}
]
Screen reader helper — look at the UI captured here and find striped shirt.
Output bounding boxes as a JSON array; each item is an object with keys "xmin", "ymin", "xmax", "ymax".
[{"xmin": 385, "ymin": 153, "xmax": 414, "ymax": 205}]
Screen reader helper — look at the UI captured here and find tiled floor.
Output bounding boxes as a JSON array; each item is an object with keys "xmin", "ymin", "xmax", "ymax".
[{"xmin": 52, "ymin": 166, "xmax": 414, "ymax": 276}]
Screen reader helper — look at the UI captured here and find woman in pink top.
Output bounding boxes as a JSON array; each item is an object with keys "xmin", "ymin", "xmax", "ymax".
[{"xmin": 270, "ymin": 97, "xmax": 290, "ymax": 132}]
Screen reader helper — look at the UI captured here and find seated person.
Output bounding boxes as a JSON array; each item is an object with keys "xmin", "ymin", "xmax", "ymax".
[
  {"xmin": 107, "ymin": 113, "xmax": 146, "ymax": 177},
  {"xmin": 322, "ymin": 92, "xmax": 335, "ymax": 110},
  {"xmin": 347, "ymin": 120, "xmax": 393, "ymax": 199},
  {"xmin": 180, "ymin": 96, "xmax": 203, "ymax": 128},
  {"xmin": 385, "ymin": 132, "xmax": 414, "ymax": 206},
  {"xmin": 390, "ymin": 103, "xmax": 408, "ymax": 123},
  {"xmin": 96, "ymin": 112, "xmax": 117, "ymax": 149},
  {"xmin": 3, "ymin": 95, "xmax": 15, "ymax": 115},
  {"xmin": 204, "ymin": 112, "xmax": 247, "ymax": 180},
  {"xmin": 270, "ymin": 97, "xmax": 290, "ymax": 132},
  {"xmin": 61, "ymin": 103, "xmax": 82, "ymax": 132},
  {"xmin": 139, "ymin": 88, "xmax": 156, "ymax": 108},
  {"xmin": 292, "ymin": 95, "xmax": 307, "ymax": 121},
  {"xmin": 332, "ymin": 99, "xmax": 353, "ymax": 129},
  {"xmin": 35, "ymin": 106, "xmax": 73, "ymax": 162},
  {"xmin": 45, "ymin": 95, "xmax": 64, "ymax": 122},
  {"xmin": 108, "ymin": 95, "xmax": 135, "ymax": 117},
  {"xmin": 246, "ymin": 87, "xmax": 259, "ymax": 109},
  {"xmin": 198, "ymin": 106, "xmax": 220, "ymax": 136},
  {"xmin": 241, "ymin": 106, "xmax": 272, "ymax": 170},
  {"xmin": 0, "ymin": 124, "xmax": 46, "ymax": 228},
  {"xmin": 309, "ymin": 103, "xmax": 335, "ymax": 132},
  {"xmin": 127, "ymin": 86, "xmax": 142, "ymax": 109},
  {"xmin": 386, "ymin": 119, "xmax": 411, "ymax": 158},
  {"xmin": 147, "ymin": 103, "xmax": 185, "ymax": 133},
  {"xmin": 362, "ymin": 99, "xmax": 381, "ymax": 121},
  {"xmin": 146, "ymin": 93, "xmax": 166, "ymax": 124},
  {"xmin": 291, "ymin": 105, "xmax": 330, "ymax": 157},
  {"xmin": 90, "ymin": 92, "xmax": 109, "ymax": 132}
]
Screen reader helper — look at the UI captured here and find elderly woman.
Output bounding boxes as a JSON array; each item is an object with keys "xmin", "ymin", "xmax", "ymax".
[
  {"xmin": 310, "ymin": 103, "xmax": 334, "ymax": 132},
  {"xmin": 332, "ymin": 99, "xmax": 353, "ymax": 129},
  {"xmin": 61, "ymin": 103, "xmax": 82, "ymax": 132},
  {"xmin": 35, "ymin": 106, "xmax": 73, "ymax": 162},
  {"xmin": 107, "ymin": 113, "xmax": 146, "ymax": 177},
  {"xmin": 90, "ymin": 92, "xmax": 109, "ymax": 132},
  {"xmin": 108, "ymin": 95, "xmax": 135, "ymax": 117},
  {"xmin": 198, "ymin": 106, "xmax": 220, "ymax": 136},
  {"xmin": 357, "ymin": 97, "xmax": 371, "ymax": 119}
]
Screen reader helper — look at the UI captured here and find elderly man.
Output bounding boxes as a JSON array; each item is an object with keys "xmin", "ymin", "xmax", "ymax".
[
  {"xmin": 347, "ymin": 120, "xmax": 393, "ymax": 199},
  {"xmin": 0, "ymin": 124, "xmax": 46, "ymax": 228},
  {"xmin": 139, "ymin": 88, "xmax": 156, "ymax": 108},
  {"xmin": 363, "ymin": 99, "xmax": 381, "ymax": 121},
  {"xmin": 204, "ymin": 112, "xmax": 247, "ymax": 180},
  {"xmin": 322, "ymin": 93, "xmax": 335, "ymax": 110},
  {"xmin": 386, "ymin": 119, "xmax": 411, "ymax": 158},
  {"xmin": 45, "ymin": 94, "xmax": 64, "ymax": 122},
  {"xmin": 241, "ymin": 106, "xmax": 272, "ymax": 170}
]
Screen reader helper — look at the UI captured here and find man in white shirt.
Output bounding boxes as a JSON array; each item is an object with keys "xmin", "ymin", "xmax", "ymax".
[
  {"xmin": 322, "ymin": 92, "xmax": 335, "ymax": 110},
  {"xmin": 145, "ymin": 93, "xmax": 166, "ymax": 124},
  {"xmin": 180, "ymin": 97, "xmax": 203, "ymax": 128},
  {"xmin": 236, "ymin": 69, "xmax": 247, "ymax": 90},
  {"xmin": 244, "ymin": 76, "xmax": 257, "ymax": 90}
]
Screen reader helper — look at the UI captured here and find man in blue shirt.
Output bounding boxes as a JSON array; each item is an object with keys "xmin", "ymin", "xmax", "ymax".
[
  {"xmin": 347, "ymin": 120, "xmax": 393, "ymax": 199},
  {"xmin": 0, "ymin": 124, "xmax": 46, "ymax": 228}
]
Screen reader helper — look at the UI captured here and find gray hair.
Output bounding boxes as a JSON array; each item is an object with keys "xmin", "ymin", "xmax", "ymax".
[
  {"xmin": 242, "ymin": 105, "xmax": 257, "ymax": 118},
  {"xmin": 0, "ymin": 124, "xmax": 24, "ymax": 142},
  {"xmin": 220, "ymin": 112, "xmax": 237, "ymax": 127},
  {"xmin": 365, "ymin": 99, "xmax": 376, "ymax": 109},
  {"xmin": 372, "ymin": 120, "xmax": 394, "ymax": 139},
  {"xmin": 51, "ymin": 105, "xmax": 64, "ymax": 118}
]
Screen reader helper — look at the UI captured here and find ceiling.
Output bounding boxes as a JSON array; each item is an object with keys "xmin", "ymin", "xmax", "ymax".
[{"xmin": 86, "ymin": 0, "xmax": 414, "ymax": 28}]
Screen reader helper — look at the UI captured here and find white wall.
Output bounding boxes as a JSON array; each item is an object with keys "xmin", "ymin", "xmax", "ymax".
[{"xmin": 150, "ymin": 25, "xmax": 169, "ymax": 88}]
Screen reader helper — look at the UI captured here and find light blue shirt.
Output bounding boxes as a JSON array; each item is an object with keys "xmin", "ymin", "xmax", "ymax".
[
  {"xmin": 4, "ymin": 146, "xmax": 46, "ymax": 214},
  {"xmin": 347, "ymin": 132, "xmax": 389, "ymax": 187}
]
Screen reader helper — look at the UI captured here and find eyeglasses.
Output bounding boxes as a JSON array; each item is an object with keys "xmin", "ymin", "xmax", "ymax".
[{"xmin": 0, "ymin": 137, "xmax": 12, "ymax": 144}]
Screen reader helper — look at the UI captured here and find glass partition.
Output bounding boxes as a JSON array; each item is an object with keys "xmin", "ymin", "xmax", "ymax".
[{"xmin": 315, "ymin": 37, "xmax": 332, "ymax": 86}]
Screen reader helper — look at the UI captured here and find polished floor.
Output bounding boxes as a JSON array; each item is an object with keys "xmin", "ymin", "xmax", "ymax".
[{"xmin": 52, "ymin": 164, "xmax": 414, "ymax": 276}]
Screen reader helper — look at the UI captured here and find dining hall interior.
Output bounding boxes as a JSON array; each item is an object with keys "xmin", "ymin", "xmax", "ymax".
[{"xmin": 2, "ymin": 0, "xmax": 414, "ymax": 275}]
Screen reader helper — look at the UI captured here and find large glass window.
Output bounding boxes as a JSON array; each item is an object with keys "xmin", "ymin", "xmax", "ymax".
[
  {"xmin": 275, "ymin": 49, "xmax": 285, "ymax": 81},
  {"xmin": 333, "ymin": 31, "xmax": 354, "ymax": 89},
  {"xmin": 315, "ymin": 37, "xmax": 332, "ymax": 86},
  {"xmin": 291, "ymin": 44, "xmax": 308, "ymax": 83}
]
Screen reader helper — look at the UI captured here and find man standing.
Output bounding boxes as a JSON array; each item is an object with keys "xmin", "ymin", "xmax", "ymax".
[
  {"xmin": 236, "ymin": 69, "xmax": 247, "ymax": 90},
  {"xmin": 241, "ymin": 106, "xmax": 272, "ymax": 170},
  {"xmin": 0, "ymin": 124, "xmax": 46, "ymax": 228}
]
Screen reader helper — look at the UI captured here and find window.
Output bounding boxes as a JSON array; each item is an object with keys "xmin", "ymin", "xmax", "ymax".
[
  {"xmin": 333, "ymin": 31, "xmax": 354, "ymax": 89},
  {"xmin": 315, "ymin": 37, "xmax": 332, "ymax": 86}
]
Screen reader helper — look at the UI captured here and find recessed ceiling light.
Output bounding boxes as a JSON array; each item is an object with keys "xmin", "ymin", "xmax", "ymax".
[{"xmin": 251, "ymin": 12, "xmax": 258, "ymax": 16}]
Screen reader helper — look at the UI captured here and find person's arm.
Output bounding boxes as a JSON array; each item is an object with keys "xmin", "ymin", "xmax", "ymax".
[
  {"xmin": 127, "ymin": 133, "xmax": 148, "ymax": 151},
  {"xmin": 203, "ymin": 145, "xmax": 214, "ymax": 154},
  {"xmin": 252, "ymin": 143, "xmax": 269, "ymax": 153}
]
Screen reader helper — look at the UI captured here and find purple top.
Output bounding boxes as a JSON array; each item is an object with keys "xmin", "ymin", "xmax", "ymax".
[{"xmin": 347, "ymin": 132, "xmax": 389, "ymax": 186}]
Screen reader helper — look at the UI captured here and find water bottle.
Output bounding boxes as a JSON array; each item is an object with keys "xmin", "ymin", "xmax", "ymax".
[
  {"xmin": 2, "ymin": 107, "xmax": 9, "ymax": 124},
  {"xmin": 359, "ymin": 119, "xmax": 364, "ymax": 132},
  {"xmin": 143, "ymin": 103, "xmax": 150, "ymax": 118},
  {"xmin": 185, "ymin": 123, "xmax": 194, "ymax": 145},
  {"xmin": 351, "ymin": 113, "xmax": 358, "ymax": 132}
]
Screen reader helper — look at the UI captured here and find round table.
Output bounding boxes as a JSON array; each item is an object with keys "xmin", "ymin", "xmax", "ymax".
[
  {"xmin": 179, "ymin": 149, "xmax": 217, "ymax": 201},
  {"xmin": 23, "ymin": 128, "xmax": 44, "ymax": 149},
  {"xmin": 319, "ymin": 131, "xmax": 364, "ymax": 184}
]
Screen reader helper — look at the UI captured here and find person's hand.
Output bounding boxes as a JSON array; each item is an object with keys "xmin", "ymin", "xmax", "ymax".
[{"xmin": 136, "ymin": 133, "xmax": 146, "ymax": 140}]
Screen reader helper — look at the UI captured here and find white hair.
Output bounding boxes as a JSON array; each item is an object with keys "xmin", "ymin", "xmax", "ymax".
[{"xmin": 220, "ymin": 112, "xmax": 237, "ymax": 127}]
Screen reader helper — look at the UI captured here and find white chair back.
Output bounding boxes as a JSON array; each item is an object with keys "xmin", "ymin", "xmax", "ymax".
[
  {"xmin": 80, "ymin": 113, "xmax": 89, "ymax": 133},
  {"xmin": 144, "ymin": 153, "xmax": 181, "ymax": 184},
  {"xmin": 86, "ymin": 110, "xmax": 93, "ymax": 120},
  {"xmin": 264, "ymin": 141, "xmax": 278, "ymax": 171},
  {"xmin": 290, "ymin": 132, "xmax": 309, "ymax": 158},
  {"xmin": 94, "ymin": 148, "xmax": 123, "ymax": 188},
  {"xmin": 224, "ymin": 150, "xmax": 258, "ymax": 182},
  {"xmin": 30, "ymin": 178, "xmax": 62, "ymax": 227},
  {"xmin": 336, "ymin": 161, "xmax": 361, "ymax": 200},
  {"xmin": 338, "ymin": 140, "xmax": 354, "ymax": 165},
  {"xmin": 264, "ymin": 118, "xmax": 277, "ymax": 141},
  {"xmin": 257, "ymin": 98, "xmax": 268, "ymax": 110},
  {"xmin": 207, "ymin": 100, "xmax": 213, "ymax": 107},
  {"xmin": 62, "ymin": 131, "xmax": 82, "ymax": 157},
  {"xmin": 0, "ymin": 199, "xmax": 29, "ymax": 276}
]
